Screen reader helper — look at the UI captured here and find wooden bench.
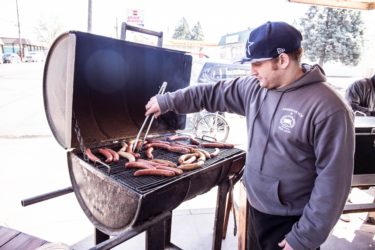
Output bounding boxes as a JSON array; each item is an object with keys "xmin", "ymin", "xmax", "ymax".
[{"xmin": 0, "ymin": 226, "xmax": 49, "ymax": 250}]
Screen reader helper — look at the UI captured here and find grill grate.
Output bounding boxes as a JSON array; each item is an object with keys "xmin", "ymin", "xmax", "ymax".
[{"xmin": 81, "ymin": 138, "xmax": 243, "ymax": 194}]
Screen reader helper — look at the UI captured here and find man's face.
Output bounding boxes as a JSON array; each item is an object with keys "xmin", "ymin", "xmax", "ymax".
[{"xmin": 250, "ymin": 58, "xmax": 283, "ymax": 89}]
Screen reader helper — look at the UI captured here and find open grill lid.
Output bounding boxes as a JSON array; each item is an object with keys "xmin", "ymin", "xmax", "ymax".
[{"xmin": 43, "ymin": 31, "xmax": 192, "ymax": 149}]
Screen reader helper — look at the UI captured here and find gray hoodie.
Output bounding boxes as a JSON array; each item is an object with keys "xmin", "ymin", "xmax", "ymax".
[{"xmin": 156, "ymin": 64, "xmax": 354, "ymax": 249}]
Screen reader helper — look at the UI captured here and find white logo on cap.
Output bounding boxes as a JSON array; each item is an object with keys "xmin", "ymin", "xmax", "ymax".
[
  {"xmin": 277, "ymin": 48, "xmax": 285, "ymax": 54},
  {"xmin": 247, "ymin": 41, "xmax": 255, "ymax": 56}
]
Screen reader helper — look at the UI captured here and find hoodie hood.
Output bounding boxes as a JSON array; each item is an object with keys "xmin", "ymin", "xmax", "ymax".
[{"xmin": 276, "ymin": 64, "xmax": 327, "ymax": 92}]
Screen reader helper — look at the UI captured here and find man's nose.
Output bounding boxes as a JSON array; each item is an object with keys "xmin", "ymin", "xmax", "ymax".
[{"xmin": 251, "ymin": 68, "xmax": 257, "ymax": 76}]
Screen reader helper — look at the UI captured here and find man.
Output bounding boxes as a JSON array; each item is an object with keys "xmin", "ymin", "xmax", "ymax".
[
  {"xmin": 345, "ymin": 74, "xmax": 375, "ymax": 116},
  {"xmin": 145, "ymin": 21, "xmax": 354, "ymax": 249}
]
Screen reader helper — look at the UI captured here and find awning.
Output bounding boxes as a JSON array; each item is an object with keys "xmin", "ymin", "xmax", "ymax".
[{"xmin": 288, "ymin": 0, "xmax": 375, "ymax": 10}]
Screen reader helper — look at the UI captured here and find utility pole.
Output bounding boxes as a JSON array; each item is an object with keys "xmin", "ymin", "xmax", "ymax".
[
  {"xmin": 15, "ymin": 0, "xmax": 22, "ymax": 60},
  {"xmin": 88, "ymin": 0, "xmax": 92, "ymax": 32},
  {"xmin": 115, "ymin": 17, "xmax": 118, "ymax": 38}
]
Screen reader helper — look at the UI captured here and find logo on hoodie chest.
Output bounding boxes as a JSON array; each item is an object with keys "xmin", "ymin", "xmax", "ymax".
[{"xmin": 278, "ymin": 108, "xmax": 303, "ymax": 134}]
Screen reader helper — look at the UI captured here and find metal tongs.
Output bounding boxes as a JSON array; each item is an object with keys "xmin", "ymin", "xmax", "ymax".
[{"xmin": 132, "ymin": 81, "xmax": 168, "ymax": 152}]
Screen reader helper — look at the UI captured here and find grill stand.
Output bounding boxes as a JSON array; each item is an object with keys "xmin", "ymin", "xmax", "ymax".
[{"xmin": 92, "ymin": 175, "xmax": 237, "ymax": 250}]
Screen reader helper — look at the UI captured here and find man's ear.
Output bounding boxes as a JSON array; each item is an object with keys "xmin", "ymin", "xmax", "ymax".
[{"xmin": 278, "ymin": 53, "xmax": 290, "ymax": 69}]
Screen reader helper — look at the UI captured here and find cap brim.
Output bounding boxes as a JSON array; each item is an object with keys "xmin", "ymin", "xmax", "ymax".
[{"xmin": 242, "ymin": 57, "xmax": 273, "ymax": 64}]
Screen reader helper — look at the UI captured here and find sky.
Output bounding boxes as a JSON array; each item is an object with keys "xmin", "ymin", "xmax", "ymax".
[
  {"xmin": 0, "ymin": 0, "xmax": 311, "ymax": 43},
  {"xmin": 1, "ymin": 0, "xmax": 374, "ymax": 47}
]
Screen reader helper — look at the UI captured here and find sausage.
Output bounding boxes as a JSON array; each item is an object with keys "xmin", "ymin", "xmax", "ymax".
[
  {"xmin": 178, "ymin": 161, "xmax": 204, "ymax": 171},
  {"xmin": 145, "ymin": 142, "xmax": 190, "ymax": 154},
  {"xmin": 133, "ymin": 169, "xmax": 175, "ymax": 177},
  {"xmin": 131, "ymin": 152, "xmax": 141, "ymax": 159},
  {"xmin": 146, "ymin": 147, "xmax": 154, "ymax": 159},
  {"xmin": 200, "ymin": 142, "xmax": 234, "ymax": 149},
  {"xmin": 117, "ymin": 151, "xmax": 136, "ymax": 162},
  {"xmin": 190, "ymin": 137, "xmax": 201, "ymax": 145},
  {"xmin": 136, "ymin": 139, "xmax": 147, "ymax": 151},
  {"xmin": 98, "ymin": 148, "xmax": 113, "ymax": 163},
  {"xmin": 144, "ymin": 142, "xmax": 170, "ymax": 150},
  {"xmin": 151, "ymin": 159, "xmax": 177, "ymax": 168},
  {"xmin": 145, "ymin": 139, "xmax": 171, "ymax": 145},
  {"xmin": 167, "ymin": 135, "xmax": 191, "ymax": 141},
  {"xmin": 167, "ymin": 146, "xmax": 190, "ymax": 154},
  {"xmin": 171, "ymin": 141, "xmax": 198, "ymax": 149},
  {"xmin": 194, "ymin": 148, "xmax": 211, "ymax": 159},
  {"xmin": 137, "ymin": 159, "xmax": 164, "ymax": 166},
  {"xmin": 126, "ymin": 139, "xmax": 136, "ymax": 153},
  {"xmin": 155, "ymin": 165, "xmax": 183, "ymax": 175},
  {"xmin": 178, "ymin": 153, "xmax": 197, "ymax": 164},
  {"xmin": 194, "ymin": 150, "xmax": 206, "ymax": 162},
  {"xmin": 85, "ymin": 148, "xmax": 100, "ymax": 162},
  {"xmin": 125, "ymin": 161, "xmax": 155, "ymax": 169},
  {"xmin": 119, "ymin": 141, "xmax": 128, "ymax": 152},
  {"xmin": 105, "ymin": 148, "xmax": 120, "ymax": 162},
  {"xmin": 210, "ymin": 148, "xmax": 220, "ymax": 157}
]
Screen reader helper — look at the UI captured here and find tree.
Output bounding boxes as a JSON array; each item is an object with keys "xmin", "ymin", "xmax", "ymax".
[
  {"xmin": 34, "ymin": 17, "xmax": 65, "ymax": 47},
  {"xmin": 172, "ymin": 17, "xmax": 191, "ymax": 40},
  {"xmin": 299, "ymin": 6, "xmax": 364, "ymax": 67},
  {"xmin": 190, "ymin": 22, "xmax": 204, "ymax": 41}
]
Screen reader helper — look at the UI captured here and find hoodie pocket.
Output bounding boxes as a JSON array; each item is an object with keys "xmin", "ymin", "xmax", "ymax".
[{"xmin": 244, "ymin": 168, "xmax": 288, "ymax": 215}]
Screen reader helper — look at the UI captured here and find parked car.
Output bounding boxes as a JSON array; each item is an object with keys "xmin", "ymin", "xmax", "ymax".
[
  {"xmin": 190, "ymin": 58, "xmax": 251, "ymax": 85},
  {"xmin": 2, "ymin": 53, "xmax": 21, "ymax": 63},
  {"xmin": 24, "ymin": 51, "xmax": 45, "ymax": 62},
  {"xmin": 186, "ymin": 58, "xmax": 251, "ymax": 142}
]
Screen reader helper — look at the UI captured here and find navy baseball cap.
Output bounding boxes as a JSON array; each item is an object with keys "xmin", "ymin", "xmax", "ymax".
[{"xmin": 243, "ymin": 21, "xmax": 302, "ymax": 63}]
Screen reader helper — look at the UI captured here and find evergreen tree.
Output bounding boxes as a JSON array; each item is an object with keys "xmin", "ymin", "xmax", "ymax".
[
  {"xmin": 172, "ymin": 17, "xmax": 191, "ymax": 40},
  {"xmin": 191, "ymin": 22, "xmax": 204, "ymax": 41},
  {"xmin": 299, "ymin": 6, "xmax": 364, "ymax": 67}
]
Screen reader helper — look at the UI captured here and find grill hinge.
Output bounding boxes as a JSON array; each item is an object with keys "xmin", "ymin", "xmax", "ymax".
[{"xmin": 73, "ymin": 112, "xmax": 88, "ymax": 161}]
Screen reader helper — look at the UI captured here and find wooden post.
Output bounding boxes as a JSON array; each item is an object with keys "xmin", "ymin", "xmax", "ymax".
[{"xmin": 238, "ymin": 182, "xmax": 248, "ymax": 250}]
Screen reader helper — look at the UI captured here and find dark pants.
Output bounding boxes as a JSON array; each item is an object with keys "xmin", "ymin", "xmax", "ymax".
[{"xmin": 247, "ymin": 204, "xmax": 320, "ymax": 250}]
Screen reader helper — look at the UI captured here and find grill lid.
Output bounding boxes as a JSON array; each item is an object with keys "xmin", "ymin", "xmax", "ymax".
[{"xmin": 43, "ymin": 31, "xmax": 192, "ymax": 149}]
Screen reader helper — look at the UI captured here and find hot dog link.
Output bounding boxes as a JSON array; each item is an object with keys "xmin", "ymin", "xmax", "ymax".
[
  {"xmin": 178, "ymin": 161, "xmax": 204, "ymax": 171},
  {"xmin": 126, "ymin": 139, "xmax": 136, "ymax": 153},
  {"xmin": 146, "ymin": 147, "xmax": 154, "ymax": 159},
  {"xmin": 85, "ymin": 148, "xmax": 100, "ymax": 162},
  {"xmin": 178, "ymin": 153, "xmax": 197, "ymax": 164},
  {"xmin": 155, "ymin": 165, "xmax": 183, "ymax": 175},
  {"xmin": 98, "ymin": 148, "xmax": 113, "ymax": 163},
  {"xmin": 210, "ymin": 148, "xmax": 220, "ymax": 157},
  {"xmin": 150, "ymin": 159, "xmax": 177, "ymax": 168},
  {"xmin": 125, "ymin": 161, "xmax": 155, "ymax": 169},
  {"xmin": 117, "ymin": 151, "xmax": 136, "ymax": 162},
  {"xmin": 194, "ymin": 150, "xmax": 206, "ymax": 162},
  {"xmin": 201, "ymin": 142, "xmax": 234, "ymax": 149},
  {"xmin": 105, "ymin": 148, "xmax": 120, "ymax": 162},
  {"xmin": 133, "ymin": 169, "xmax": 175, "ymax": 177},
  {"xmin": 167, "ymin": 146, "xmax": 190, "ymax": 154},
  {"xmin": 190, "ymin": 137, "xmax": 201, "ymax": 145},
  {"xmin": 119, "ymin": 141, "xmax": 128, "ymax": 152}
]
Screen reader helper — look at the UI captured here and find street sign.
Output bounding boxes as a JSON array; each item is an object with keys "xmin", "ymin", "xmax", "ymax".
[{"xmin": 126, "ymin": 9, "xmax": 144, "ymax": 27}]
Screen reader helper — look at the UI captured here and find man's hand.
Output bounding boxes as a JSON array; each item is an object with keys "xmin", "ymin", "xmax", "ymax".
[
  {"xmin": 145, "ymin": 96, "xmax": 161, "ymax": 117},
  {"xmin": 278, "ymin": 239, "xmax": 294, "ymax": 250}
]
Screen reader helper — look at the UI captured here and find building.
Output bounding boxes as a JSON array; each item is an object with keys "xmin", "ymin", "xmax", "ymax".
[
  {"xmin": 218, "ymin": 29, "xmax": 252, "ymax": 62},
  {"xmin": 0, "ymin": 37, "xmax": 47, "ymax": 57}
]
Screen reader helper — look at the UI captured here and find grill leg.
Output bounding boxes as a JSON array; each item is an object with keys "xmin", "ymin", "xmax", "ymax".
[
  {"xmin": 145, "ymin": 215, "xmax": 169, "ymax": 250},
  {"xmin": 212, "ymin": 179, "xmax": 231, "ymax": 250},
  {"xmin": 95, "ymin": 228, "xmax": 110, "ymax": 245}
]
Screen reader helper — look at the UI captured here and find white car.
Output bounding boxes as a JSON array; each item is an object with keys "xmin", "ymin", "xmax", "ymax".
[{"xmin": 24, "ymin": 51, "xmax": 45, "ymax": 62}]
